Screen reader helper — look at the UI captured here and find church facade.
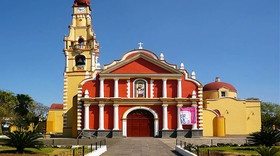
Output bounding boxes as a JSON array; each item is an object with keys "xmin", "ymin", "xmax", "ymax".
[{"xmin": 50, "ymin": 0, "xmax": 261, "ymax": 138}]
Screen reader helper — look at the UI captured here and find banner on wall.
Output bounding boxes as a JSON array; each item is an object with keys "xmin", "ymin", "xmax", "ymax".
[{"xmin": 180, "ymin": 107, "xmax": 196, "ymax": 125}]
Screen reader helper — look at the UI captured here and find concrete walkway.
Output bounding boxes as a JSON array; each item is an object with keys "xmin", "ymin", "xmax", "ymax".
[{"xmin": 102, "ymin": 138, "xmax": 181, "ymax": 156}]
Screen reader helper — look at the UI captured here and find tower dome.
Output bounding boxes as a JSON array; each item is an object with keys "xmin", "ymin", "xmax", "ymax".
[{"xmin": 74, "ymin": 0, "xmax": 90, "ymax": 6}]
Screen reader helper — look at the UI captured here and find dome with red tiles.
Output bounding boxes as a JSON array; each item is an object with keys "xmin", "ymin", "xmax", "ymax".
[
  {"xmin": 74, "ymin": 0, "xmax": 90, "ymax": 5},
  {"xmin": 203, "ymin": 77, "xmax": 237, "ymax": 92}
]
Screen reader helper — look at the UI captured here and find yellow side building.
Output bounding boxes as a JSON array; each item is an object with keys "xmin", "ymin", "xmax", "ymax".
[
  {"xmin": 203, "ymin": 77, "xmax": 261, "ymax": 137},
  {"xmin": 46, "ymin": 104, "xmax": 64, "ymax": 134}
]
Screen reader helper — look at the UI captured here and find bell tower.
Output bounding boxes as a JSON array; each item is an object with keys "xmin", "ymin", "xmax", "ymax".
[{"xmin": 63, "ymin": 0, "xmax": 100, "ymax": 137}]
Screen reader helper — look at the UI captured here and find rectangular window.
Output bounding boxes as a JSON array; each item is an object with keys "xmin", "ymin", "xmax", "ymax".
[{"xmin": 221, "ymin": 91, "xmax": 226, "ymax": 97}]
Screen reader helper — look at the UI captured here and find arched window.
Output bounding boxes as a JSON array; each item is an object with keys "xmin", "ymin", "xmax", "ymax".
[
  {"xmin": 75, "ymin": 55, "xmax": 86, "ymax": 66},
  {"xmin": 135, "ymin": 80, "xmax": 146, "ymax": 98}
]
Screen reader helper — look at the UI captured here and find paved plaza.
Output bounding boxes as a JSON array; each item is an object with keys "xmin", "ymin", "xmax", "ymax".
[{"xmin": 102, "ymin": 138, "xmax": 181, "ymax": 156}]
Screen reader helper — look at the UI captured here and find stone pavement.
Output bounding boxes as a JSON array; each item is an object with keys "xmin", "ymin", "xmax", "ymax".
[{"xmin": 101, "ymin": 138, "xmax": 181, "ymax": 156}]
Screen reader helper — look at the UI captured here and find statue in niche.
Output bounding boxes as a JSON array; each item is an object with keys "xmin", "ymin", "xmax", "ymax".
[{"xmin": 135, "ymin": 80, "xmax": 145, "ymax": 98}]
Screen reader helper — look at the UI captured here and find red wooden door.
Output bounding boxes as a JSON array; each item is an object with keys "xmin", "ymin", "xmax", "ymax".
[{"xmin": 127, "ymin": 110, "xmax": 154, "ymax": 137}]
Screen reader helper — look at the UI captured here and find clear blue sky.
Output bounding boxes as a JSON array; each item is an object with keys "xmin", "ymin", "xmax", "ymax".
[{"xmin": 0, "ymin": 0, "xmax": 279, "ymax": 106}]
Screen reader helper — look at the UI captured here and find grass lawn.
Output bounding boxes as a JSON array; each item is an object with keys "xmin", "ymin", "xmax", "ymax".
[
  {"xmin": 200, "ymin": 146, "xmax": 280, "ymax": 155},
  {"xmin": 0, "ymin": 146, "xmax": 92, "ymax": 156}
]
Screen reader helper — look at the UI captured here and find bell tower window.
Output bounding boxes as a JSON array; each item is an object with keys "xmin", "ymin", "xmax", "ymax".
[
  {"xmin": 75, "ymin": 55, "xmax": 86, "ymax": 66},
  {"xmin": 78, "ymin": 38, "xmax": 84, "ymax": 45}
]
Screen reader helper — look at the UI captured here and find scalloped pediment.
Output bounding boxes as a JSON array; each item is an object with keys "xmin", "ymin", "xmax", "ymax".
[{"xmin": 101, "ymin": 53, "xmax": 181, "ymax": 74}]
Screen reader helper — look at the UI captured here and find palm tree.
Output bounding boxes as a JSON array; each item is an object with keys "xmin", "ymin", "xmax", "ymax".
[
  {"xmin": 248, "ymin": 129, "xmax": 280, "ymax": 147},
  {"xmin": 5, "ymin": 131, "xmax": 44, "ymax": 153}
]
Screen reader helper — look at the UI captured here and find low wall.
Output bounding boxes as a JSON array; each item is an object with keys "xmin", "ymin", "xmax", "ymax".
[
  {"xmin": 175, "ymin": 145, "xmax": 197, "ymax": 156},
  {"xmin": 86, "ymin": 145, "xmax": 107, "ymax": 156}
]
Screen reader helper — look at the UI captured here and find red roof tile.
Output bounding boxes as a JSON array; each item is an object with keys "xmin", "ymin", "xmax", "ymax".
[
  {"xmin": 50, "ymin": 104, "xmax": 63, "ymax": 110},
  {"xmin": 203, "ymin": 82, "xmax": 237, "ymax": 92}
]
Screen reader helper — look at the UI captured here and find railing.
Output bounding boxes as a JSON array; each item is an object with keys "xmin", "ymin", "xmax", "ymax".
[
  {"xmin": 70, "ymin": 44, "xmax": 91, "ymax": 50},
  {"xmin": 176, "ymin": 139, "xmax": 224, "ymax": 156},
  {"xmin": 54, "ymin": 139, "xmax": 106, "ymax": 156}
]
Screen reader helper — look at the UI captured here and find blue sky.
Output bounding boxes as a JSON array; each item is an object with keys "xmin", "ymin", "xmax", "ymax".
[{"xmin": 0, "ymin": 0, "xmax": 279, "ymax": 106}]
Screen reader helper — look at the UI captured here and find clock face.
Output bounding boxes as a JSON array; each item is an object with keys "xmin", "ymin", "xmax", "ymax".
[{"xmin": 76, "ymin": 7, "xmax": 86, "ymax": 13}]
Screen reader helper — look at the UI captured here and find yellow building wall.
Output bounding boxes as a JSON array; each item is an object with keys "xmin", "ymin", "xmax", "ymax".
[
  {"xmin": 246, "ymin": 101, "xmax": 261, "ymax": 134},
  {"xmin": 205, "ymin": 98, "xmax": 261, "ymax": 136},
  {"xmin": 46, "ymin": 110, "xmax": 64, "ymax": 134},
  {"xmin": 10, "ymin": 123, "xmax": 34, "ymax": 132},
  {"xmin": 207, "ymin": 98, "xmax": 247, "ymax": 135},
  {"xmin": 203, "ymin": 110, "xmax": 216, "ymax": 136}
]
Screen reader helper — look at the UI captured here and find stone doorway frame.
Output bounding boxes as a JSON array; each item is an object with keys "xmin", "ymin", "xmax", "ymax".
[{"xmin": 122, "ymin": 106, "xmax": 159, "ymax": 137}]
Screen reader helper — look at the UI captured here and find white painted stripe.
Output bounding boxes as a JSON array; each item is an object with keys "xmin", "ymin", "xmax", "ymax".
[
  {"xmin": 64, "ymin": 93, "xmax": 67, "ymax": 95},
  {"xmin": 198, "ymin": 95, "xmax": 203, "ymax": 98},
  {"xmin": 77, "ymin": 120, "xmax": 82, "ymax": 123},
  {"xmin": 77, "ymin": 105, "xmax": 82, "ymax": 108},
  {"xmin": 77, "ymin": 117, "xmax": 82, "ymax": 119},
  {"xmin": 198, "ymin": 102, "xmax": 203, "ymax": 104},
  {"xmin": 198, "ymin": 109, "xmax": 203, "ymax": 112},
  {"xmin": 77, "ymin": 128, "xmax": 82, "ymax": 130},
  {"xmin": 64, "ymin": 111, "xmax": 67, "ymax": 113},
  {"xmin": 77, "ymin": 124, "xmax": 82, "ymax": 126},
  {"xmin": 198, "ymin": 106, "xmax": 203, "ymax": 108},
  {"xmin": 198, "ymin": 113, "xmax": 203, "ymax": 115},
  {"xmin": 77, "ymin": 109, "xmax": 82, "ymax": 112},
  {"xmin": 199, "ymin": 128, "xmax": 203, "ymax": 130},
  {"xmin": 199, "ymin": 121, "xmax": 203, "ymax": 123},
  {"xmin": 199, "ymin": 117, "xmax": 203, "ymax": 119},
  {"xmin": 198, "ymin": 91, "xmax": 203, "ymax": 94},
  {"xmin": 78, "ymin": 102, "xmax": 82, "ymax": 104},
  {"xmin": 64, "ymin": 82, "xmax": 68, "ymax": 84},
  {"xmin": 78, "ymin": 91, "xmax": 82, "ymax": 93},
  {"xmin": 199, "ymin": 124, "xmax": 203, "ymax": 127},
  {"xmin": 77, "ymin": 113, "xmax": 82, "ymax": 115}
]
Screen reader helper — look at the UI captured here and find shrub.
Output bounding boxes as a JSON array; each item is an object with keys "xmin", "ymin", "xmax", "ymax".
[
  {"xmin": 5, "ymin": 131, "xmax": 44, "ymax": 153},
  {"xmin": 248, "ymin": 129, "xmax": 280, "ymax": 147},
  {"xmin": 255, "ymin": 146, "xmax": 279, "ymax": 156}
]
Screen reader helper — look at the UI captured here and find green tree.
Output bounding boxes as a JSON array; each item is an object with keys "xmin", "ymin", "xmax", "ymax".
[
  {"xmin": 5, "ymin": 131, "xmax": 44, "ymax": 153},
  {"xmin": 15, "ymin": 94, "xmax": 34, "ymax": 117},
  {"xmin": 261, "ymin": 102, "xmax": 280, "ymax": 130},
  {"xmin": 0, "ymin": 91, "xmax": 18, "ymax": 134}
]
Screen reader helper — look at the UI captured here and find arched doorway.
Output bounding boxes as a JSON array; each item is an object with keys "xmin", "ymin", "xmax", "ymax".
[{"xmin": 127, "ymin": 109, "xmax": 154, "ymax": 137}]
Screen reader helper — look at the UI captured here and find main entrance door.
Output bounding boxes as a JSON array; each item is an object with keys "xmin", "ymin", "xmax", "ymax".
[{"xmin": 127, "ymin": 109, "xmax": 154, "ymax": 137}]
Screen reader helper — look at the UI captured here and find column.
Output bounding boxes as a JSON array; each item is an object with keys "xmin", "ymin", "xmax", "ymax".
[
  {"xmin": 98, "ymin": 104, "xmax": 105, "ymax": 130},
  {"xmin": 177, "ymin": 105, "xmax": 183, "ymax": 130},
  {"xmin": 162, "ymin": 79, "xmax": 167, "ymax": 98},
  {"xmin": 177, "ymin": 79, "xmax": 182, "ymax": 98},
  {"xmin": 84, "ymin": 104, "xmax": 90, "ymax": 130},
  {"xmin": 113, "ymin": 105, "xmax": 119, "ymax": 130},
  {"xmin": 192, "ymin": 102, "xmax": 198, "ymax": 130},
  {"xmin": 114, "ymin": 78, "xmax": 119, "ymax": 98},
  {"xmin": 162, "ymin": 105, "xmax": 168, "ymax": 130},
  {"xmin": 99, "ymin": 78, "xmax": 104, "ymax": 98}
]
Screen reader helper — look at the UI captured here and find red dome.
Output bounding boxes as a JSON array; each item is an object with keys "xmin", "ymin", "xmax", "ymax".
[
  {"xmin": 74, "ymin": 0, "xmax": 90, "ymax": 5},
  {"xmin": 204, "ymin": 82, "xmax": 237, "ymax": 92}
]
